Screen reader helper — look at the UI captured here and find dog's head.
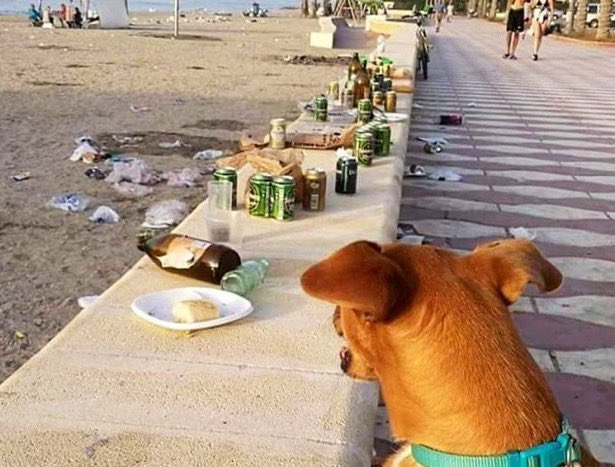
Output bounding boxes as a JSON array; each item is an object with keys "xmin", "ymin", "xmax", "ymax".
[{"xmin": 300, "ymin": 239, "xmax": 562, "ymax": 381}]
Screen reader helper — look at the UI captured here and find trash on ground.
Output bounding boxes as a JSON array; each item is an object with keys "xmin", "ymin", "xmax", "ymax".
[
  {"xmin": 427, "ymin": 169, "xmax": 463, "ymax": 182},
  {"xmin": 412, "ymin": 103, "xmax": 424, "ymax": 109},
  {"xmin": 376, "ymin": 34, "xmax": 386, "ymax": 56},
  {"xmin": 77, "ymin": 295, "xmax": 99, "ymax": 308},
  {"xmin": 112, "ymin": 181, "xmax": 154, "ymax": 197},
  {"xmin": 104, "ymin": 154, "xmax": 136, "ymax": 165},
  {"xmin": 194, "ymin": 149, "xmax": 224, "ymax": 160},
  {"xmin": 467, "ymin": 102, "xmax": 477, "ymax": 108},
  {"xmin": 105, "ymin": 158, "xmax": 161, "ymax": 185},
  {"xmin": 509, "ymin": 227, "xmax": 537, "ymax": 241},
  {"xmin": 165, "ymin": 168, "xmax": 203, "ymax": 187},
  {"xmin": 416, "ymin": 136, "xmax": 449, "ymax": 146},
  {"xmin": 112, "ymin": 135, "xmax": 143, "ymax": 145},
  {"xmin": 130, "ymin": 105, "xmax": 150, "ymax": 113},
  {"xmin": 75, "ymin": 135, "xmax": 94, "ymax": 145},
  {"xmin": 47, "ymin": 193, "xmax": 90, "ymax": 212},
  {"xmin": 399, "ymin": 234, "xmax": 425, "ymax": 245},
  {"xmin": 403, "ymin": 164, "xmax": 427, "ymax": 178},
  {"xmin": 11, "ymin": 171, "xmax": 31, "ymax": 182},
  {"xmin": 159, "ymin": 139, "xmax": 189, "ymax": 149},
  {"xmin": 438, "ymin": 114, "xmax": 463, "ymax": 125},
  {"xmin": 84, "ymin": 167, "xmax": 106, "ymax": 180},
  {"xmin": 14, "ymin": 331, "xmax": 27, "ymax": 340},
  {"xmin": 142, "ymin": 199, "xmax": 189, "ymax": 229},
  {"xmin": 70, "ymin": 140, "xmax": 105, "ymax": 163},
  {"xmin": 89, "ymin": 206, "xmax": 121, "ymax": 224}
]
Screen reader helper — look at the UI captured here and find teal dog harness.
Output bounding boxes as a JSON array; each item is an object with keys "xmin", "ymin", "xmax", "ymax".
[{"xmin": 411, "ymin": 422, "xmax": 581, "ymax": 467}]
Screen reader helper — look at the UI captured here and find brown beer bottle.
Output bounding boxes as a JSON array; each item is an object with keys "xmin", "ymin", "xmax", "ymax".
[
  {"xmin": 138, "ymin": 233, "xmax": 241, "ymax": 284},
  {"xmin": 347, "ymin": 52, "xmax": 362, "ymax": 80},
  {"xmin": 353, "ymin": 60, "xmax": 371, "ymax": 106}
]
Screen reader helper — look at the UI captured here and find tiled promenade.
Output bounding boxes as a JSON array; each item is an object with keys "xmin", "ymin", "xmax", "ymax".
[{"xmin": 396, "ymin": 18, "xmax": 615, "ymax": 465}]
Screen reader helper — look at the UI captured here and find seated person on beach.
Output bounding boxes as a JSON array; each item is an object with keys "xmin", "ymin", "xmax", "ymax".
[
  {"xmin": 42, "ymin": 5, "xmax": 54, "ymax": 27},
  {"xmin": 28, "ymin": 3, "xmax": 43, "ymax": 26},
  {"xmin": 73, "ymin": 7, "xmax": 83, "ymax": 28}
]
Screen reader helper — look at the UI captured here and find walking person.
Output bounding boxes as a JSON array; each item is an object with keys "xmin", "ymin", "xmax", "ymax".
[
  {"xmin": 446, "ymin": 0, "xmax": 454, "ymax": 22},
  {"xmin": 503, "ymin": 0, "xmax": 525, "ymax": 60},
  {"xmin": 435, "ymin": 0, "xmax": 446, "ymax": 32},
  {"xmin": 530, "ymin": 0, "xmax": 553, "ymax": 60}
]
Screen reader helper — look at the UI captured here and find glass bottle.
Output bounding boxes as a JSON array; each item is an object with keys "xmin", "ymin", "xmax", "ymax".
[
  {"xmin": 220, "ymin": 259, "xmax": 270, "ymax": 296},
  {"xmin": 353, "ymin": 60, "xmax": 371, "ymax": 107},
  {"xmin": 347, "ymin": 52, "xmax": 362, "ymax": 81},
  {"xmin": 138, "ymin": 233, "xmax": 241, "ymax": 284}
]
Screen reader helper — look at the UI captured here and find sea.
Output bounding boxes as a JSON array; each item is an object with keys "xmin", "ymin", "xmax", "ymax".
[{"xmin": 0, "ymin": 0, "xmax": 296, "ymax": 15}]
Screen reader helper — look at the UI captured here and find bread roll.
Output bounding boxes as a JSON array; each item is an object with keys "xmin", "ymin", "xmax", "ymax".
[{"xmin": 172, "ymin": 299, "xmax": 220, "ymax": 323}]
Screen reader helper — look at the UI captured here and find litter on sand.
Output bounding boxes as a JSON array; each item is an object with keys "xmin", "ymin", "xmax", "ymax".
[
  {"xmin": 142, "ymin": 199, "xmax": 189, "ymax": 229},
  {"xmin": 84, "ymin": 167, "xmax": 106, "ymax": 180},
  {"xmin": 112, "ymin": 135, "xmax": 143, "ymax": 145},
  {"xmin": 403, "ymin": 164, "xmax": 426, "ymax": 178},
  {"xmin": 77, "ymin": 295, "xmax": 99, "ymax": 308},
  {"xmin": 89, "ymin": 206, "xmax": 121, "ymax": 224},
  {"xmin": 193, "ymin": 149, "xmax": 224, "ymax": 160},
  {"xmin": 105, "ymin": 158, "xmax": 161, "ymax": 185},
  {"xmin": 427, "ymin": 169, "xmax": 463, "ymax": 182},
  {"xmin": 104, "ymin": 155, "xmax": 136, "ymax": 165},
  {"xmin": 11, "ymin": 171, "xmax": 31, "ymax": 182},
  {"xmin": 164, "ymin": 168, "xmax": 203, "ymax": 187},
  {"xmin": 47, "ymin": 193, "xmax": 90, "ymax": 212},
  {"xmin": 130, "ymin": 105, "xmax": 150, "ymax": 113},
  {"xmin": 70, "ymin": 140, "xmax": 104, "ymax": 163},
  {"xmin": 111, "ymin": 181, "xmax": 154, "ymax": 197},
  {"xmin": 509, "ymin": 227, "xmax": 537, "ymax": 241},
  {"xmin": 159, "ymin": 139, "xmax": 189, "ymax": 149}
]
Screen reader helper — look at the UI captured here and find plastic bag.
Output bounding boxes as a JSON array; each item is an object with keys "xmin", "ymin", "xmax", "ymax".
[
  {"xmin": 84, "ymin": 167, "xmax": 106, "ymax": 180},
  {"xmin": 426, "ymin": 169, "xmax": 463, "ymax": 182},
  {"xmin": 105, "ymin": 159, "xmax": 160, "ymax": 185},
  {"xmin": 47, "ymin": 193, "xmax": 90, "ymax": 212},
  {"xmin": 509, "ymin": 227, "xmax": 536, "ymax": 241},
  {"xmin": 159, "ymin": 140, "xmax": 188, "ymax": 149},
  {"xmin": 89, "ymin": 206, "xmax": 121, "ymax": 224},
  {"xmin": 165, "ymin": 168, "xmax": 203, "ymax": 187},
  {"xmin": 111, "ymin": 181, "xmax": 154, "ymax": 197},
  {"xmin": 70, "ymin": 141, "xmax": 100, "ymax": 162},
  {"xmin": 142, "ymin": 200, "xmax": 189, "ymax": 229},
  {"xmin": 194, "ymin": 149, "xmax": 224, "ymax": 160}
]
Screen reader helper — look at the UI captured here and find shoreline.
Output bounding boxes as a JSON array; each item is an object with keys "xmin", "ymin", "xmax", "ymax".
[{"xmin": 0, "ymin": 6, "xmax": 299, "ymax": 16}]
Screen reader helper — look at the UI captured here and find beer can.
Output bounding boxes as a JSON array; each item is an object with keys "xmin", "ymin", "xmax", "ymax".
[
  {"xmin": 357, "ymin": 98, "xmax": 373, "ymax": 124},
  {"xmin": 303, "ymin": 168, "xmax": 327, "ymax": 212},
  {"xmin": 336, "ymin": 156, "xmax": 358, "ymax": 194},
  {"xmin": 269, "ymin": 118, "xmax": 286, "ymax": 150},
  {"xmin": 213, "ymin": 167, "xmax": 238, "ymax": 209},
  {"xmin": 328, "ymin": 81, "xmax": 340, "ymax": 101},
  {"xmin": 248, "ymin": 173, "xmax": 272, "ymax": 217},
  {"xmin": 385, "ymin": 91, "xmax": 397, "ymax": 113},
  {"xmin": 383, "ymin": 78, "xmax": 393, "ymax": 92},
  {"xmin": 382, "ymin": 64, "xmax": 391, "ymax": 78},
  {"xmin": 271, "ymin": 175, "xmax": 295, "ymax": 221},
  {"xmin": 353, "ymin": 131, "xmax": 374, "ymax": 166},
  {"xmin": 373, "ymin": 91, "xmax": 385, "ymax": 107},
  {"xmin": 341, "ymin": 88, "xmax": 354, "ymax": 109},
  {"xmin": 376, "ymin": 123, "xmax": 391, "ymax": 156},
  {"xmin": 314, "ymin": 94, "xmax": 328, "ymax": 122}
]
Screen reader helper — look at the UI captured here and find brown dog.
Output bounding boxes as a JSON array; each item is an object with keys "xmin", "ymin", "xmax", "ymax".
[{"xmin": 301, "ymin": 239, "xmax": 599, "ymax": 466}]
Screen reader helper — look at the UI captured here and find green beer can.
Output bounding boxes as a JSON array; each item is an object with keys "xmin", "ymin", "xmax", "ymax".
[
  {"xmin": 271, "ymin": 176, "xmax": 296, "ymax": 221},
  {"xmin": 213, "ymin": 167, "xmax": 238, "ymax": 209},
  {"xmin": 353, "ymin": 131, "xmax": 374, "ymax": 166},
  {"xmin": 248, "ymin": 173, "xmax": 273, "ymax": 217},
  {"xmin": 376, "ymin": 123, "xmax": 391, "ymax": 156},
  {"xmin": 314, "ymin": 95, "xmax": 328, "ymax": 122}
]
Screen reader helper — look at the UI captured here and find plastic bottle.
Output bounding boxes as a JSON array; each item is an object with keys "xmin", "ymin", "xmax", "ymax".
[{"xmin": 220, "ymin": 259, "xmax": 270, "ymax": 296}]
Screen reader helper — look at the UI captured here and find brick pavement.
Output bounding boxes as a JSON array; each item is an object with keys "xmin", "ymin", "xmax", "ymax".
[{"xmin": 378, "ymin": 17, "xmax": 615, "ymax": 465}]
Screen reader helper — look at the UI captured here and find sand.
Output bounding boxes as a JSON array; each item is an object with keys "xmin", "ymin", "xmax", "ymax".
[{"xmin": 0, "ymin": 11, "xmax": 373, "ymax": 382}]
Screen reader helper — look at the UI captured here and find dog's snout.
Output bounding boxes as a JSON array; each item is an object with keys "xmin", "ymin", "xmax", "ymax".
[{"xmin": 340, "ymin": 347, "xmax": 352, "ymax": 373}]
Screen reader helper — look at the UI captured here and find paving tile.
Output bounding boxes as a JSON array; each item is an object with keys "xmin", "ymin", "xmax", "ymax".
[
  {"xmin": 476, "ymin": 156, "xmax": 555, "ymax": 167},
  {"xmin": 411, "ymin": 220, "xmax": 506, "ymax": 239},
  {"xmin": 562, "ymin": 161, "xmax": 615, "ymax": 172},
  {"xmin": 554, "ymin": 348, "xmax": 615, "ymax": 383},
  {"xmin": 485, "ymin": 170, "xmax": 574, "ymax": 182},
  {"xmin": 400, "ymin": 196, "xmax": 498, "ymax": 212},
  {"xmin": 403, "ymin": 180, "xmax": 489, "ymax": 192},
  {"xmin": 576, "ymin": 176, "xmax": 615, "ymax": 187},
  {"xmin": 500, "ymin": 204, "xmax": 608, "ymax": 220},
  {"xmin": 492, "ymin": 185, "xmax": 590, "ymax": 199},
  {"xmin": 584, "ymin": 430, "xmax": 615, "ymax": 464},
  {"xmin": 551, "ymin": 258, "xmax": 615, "ymax": 282},
  {"xmin": 528, "ymin": 349, "xmax": 555, "ymax": 372},
  {"xmin": 532, "ymin": 228, "xmax": 615, "ymax": 248}
]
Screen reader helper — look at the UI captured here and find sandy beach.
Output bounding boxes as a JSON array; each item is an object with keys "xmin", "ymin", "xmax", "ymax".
[{"xmin": 0, "ymin": 11, "xmax": 373, "ymax": 382}]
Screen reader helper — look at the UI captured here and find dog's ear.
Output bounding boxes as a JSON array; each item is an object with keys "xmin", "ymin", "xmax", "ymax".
[
  {"xmin": 463, "ymin": 239, "xmax": 562, "ymax": 304},
  {"xmin": 301, "ymin": 241, "xmax": 405, "ymax": 322}
]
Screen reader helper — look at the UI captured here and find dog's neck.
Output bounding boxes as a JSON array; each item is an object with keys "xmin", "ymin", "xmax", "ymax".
[{"xmin": 378, "ymin": 301, "xmax": 561, "ymax": 456}]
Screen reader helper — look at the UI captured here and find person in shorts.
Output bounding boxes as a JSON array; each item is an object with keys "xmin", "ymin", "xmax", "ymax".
[{"xmin": 503, "ymin": 0, "xmax": 525, "ymax": 60}]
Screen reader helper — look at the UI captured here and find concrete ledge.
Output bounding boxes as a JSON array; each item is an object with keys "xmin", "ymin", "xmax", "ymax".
[
  {"xmin": 0, "ymin": 23, "xmax": 418, "ymax": 466},
  {"xmin": 310, "ymin": 16, "xmax": 350, "ymax": 49}
]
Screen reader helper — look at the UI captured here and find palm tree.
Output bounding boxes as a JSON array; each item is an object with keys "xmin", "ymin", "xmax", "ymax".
[
  {"xmin": 596, "ymin": 0, "xmax": 611, "ymax": 38},
  {"xmin": 301, "ymin": 0, "xmax": 309, "ymax": 16},
  {"xmin": 575, "ymin": 0, "xmax": 589, "ymax": 32},
  {"xmin": 310, "ymin": 0, "xmax": 318, "ymax": 17},
  {"xmin": 489, "ymin": 0, "xmax": 498, "ymax": 19}
]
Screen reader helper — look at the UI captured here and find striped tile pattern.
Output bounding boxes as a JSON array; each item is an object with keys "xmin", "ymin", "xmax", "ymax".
[{"xmin": 383, "ymin": 17, "xmax": 615, "ymax": 465}]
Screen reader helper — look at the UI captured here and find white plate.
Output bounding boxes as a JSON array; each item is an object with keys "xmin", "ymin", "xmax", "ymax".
[{"xmin": 131, "ymin": 287, "xmax": 253, "ymax": 331}]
